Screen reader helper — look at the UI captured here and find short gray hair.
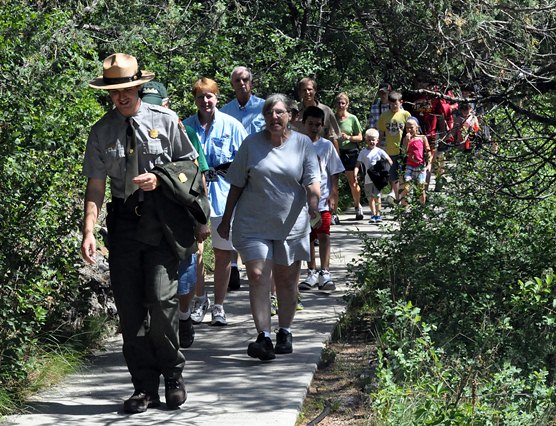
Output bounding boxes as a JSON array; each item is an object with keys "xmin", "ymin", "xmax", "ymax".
[
  {"xmin": 230, "ymin": 66, "xmax": 253, "ymax": 82},
  {"xmin": 262, "ymin": 93, "xmax": 291, "ymax": 116}
]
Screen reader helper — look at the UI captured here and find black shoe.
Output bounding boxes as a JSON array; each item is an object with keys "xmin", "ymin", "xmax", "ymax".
[
  {"xmin": 247, "ymin": 332, "xmax": 276, "ymax": 361},
  {"xmin": 123, "ymin": 390, "xmax": 161, "ymax": 413},
  {"xmin": 275, "ymin": 329, "xmax": 293, "ymax": 354},
  {"xmin": 165, "ymin": 376, "xmax": 187, "ymax": 409},
  {"xmin": 228, "ymin": 266, "xmax": 241, "ymax": 291},
  {"xmin": 179, "ymin": 317, "xmax": 195, "ymax": 348}
]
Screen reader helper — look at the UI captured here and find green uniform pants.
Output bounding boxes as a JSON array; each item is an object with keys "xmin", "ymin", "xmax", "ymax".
[{"xmin": 107, "ymin": 199, "xmax": 185, "ymax": 394}]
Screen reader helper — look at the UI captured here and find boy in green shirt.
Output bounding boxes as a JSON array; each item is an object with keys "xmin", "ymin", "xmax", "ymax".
[{"xmin": 377, "ymin": 91, "xmax": 411, "ymax": 201}]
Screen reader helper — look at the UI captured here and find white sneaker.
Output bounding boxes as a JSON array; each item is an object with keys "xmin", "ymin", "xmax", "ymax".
[
  {"xmin": 190, "ymin": 295, "xmax": 210, "ymax": 324},
  {"xmin": 383, "ymin": 192, "xmax": 396, "ymax": 206},
  {"xmin": 299, "ymin": 269, "xmax": 318, "ymax": 290},
  {"xmin": 318, "ymin": 270, "xmax": 335, "ymax": 291},
  {"xmin": 210, "ymin": 304, "xmax": 227, "ymax": 326}
]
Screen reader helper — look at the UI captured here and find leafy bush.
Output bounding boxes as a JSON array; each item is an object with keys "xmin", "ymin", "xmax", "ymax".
[
  {"xmin": 370, "ymin": 290, "xmax": 556, "ymax": 425},
  {"xmin": 0, "ymin": 2, "xmax": 103, "ymax": 397},
  {"xmin": 350, "ymin": 123, "xmax": 556, "ymax": 422}
]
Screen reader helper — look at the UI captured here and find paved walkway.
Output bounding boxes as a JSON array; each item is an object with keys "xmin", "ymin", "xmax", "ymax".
[{"xmin": 3, "ymin": 209, "xmax": 390, "ymax": 426}]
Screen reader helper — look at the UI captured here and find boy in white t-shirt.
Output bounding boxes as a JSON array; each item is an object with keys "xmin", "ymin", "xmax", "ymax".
[
  {"xmin": 299, "ymin": 106, "xmax": 345, "ymax": 291},
  {"xmin": 354, "ymin": 128, "xmax": 393, "ymax": 223}
]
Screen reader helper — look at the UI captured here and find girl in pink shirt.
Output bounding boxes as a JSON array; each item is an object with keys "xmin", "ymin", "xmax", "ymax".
[{"xmin": 400, "ymin": 117, "xmax": 432, "ymax": 206}]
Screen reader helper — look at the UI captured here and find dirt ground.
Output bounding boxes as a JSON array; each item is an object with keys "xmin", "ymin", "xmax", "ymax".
[{"xmin": 297, "ymin": 317, "xmax": 377, "ymax": 426}]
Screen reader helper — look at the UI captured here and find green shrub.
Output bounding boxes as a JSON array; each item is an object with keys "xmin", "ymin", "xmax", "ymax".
[
  {"xmin": 370, "ymin": 289, "xmax": 556, "ymax": 425},
  {"xmin": 0, "ymin": 2, "xmax": 102, "ymax": 394},
  {"xmin": 352, "ymin": 130, "xmax": 556, "ymax": 422}
]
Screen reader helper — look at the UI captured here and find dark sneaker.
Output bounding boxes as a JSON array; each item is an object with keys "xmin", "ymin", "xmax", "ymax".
[
  {"xmin": 179, "ymin": 317, "xmax": 195, "ymax": 348},
  {"xmin": 332, "ymin": 214, "xmax": 341, "ymax": 225},
  {"xmin": 164, "ymin": 376, "xmax": 187, "ymax": 409},
  {"xmin": 275, "ymin": 329, "xmax": 293, "ymax": 354},
  {"xmin": 247, "ymin": 332, "xmax": 276, "ymax": 361},
  {"xmin": 123, "ymin": 390, "xmax": 160, "ymax": 413},
  {"xmin": 228, "ymin": 265, "xmax": 241, "ymax": 291},
  {"xmin": 355, "ymin": 207, "xmax": 364, "ymax": 220}
]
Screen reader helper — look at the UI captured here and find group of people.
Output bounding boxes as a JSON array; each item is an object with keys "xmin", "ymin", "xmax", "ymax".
[
  {"xmin": 80, "ymin": 53, "xmax": 481, "ymax": 414},
  {"xmin": 356, "ymin": 77, "xmax": 481, "ymax": 218}
]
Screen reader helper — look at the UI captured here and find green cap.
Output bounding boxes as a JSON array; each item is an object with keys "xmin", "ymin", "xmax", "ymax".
[{"xmin": 140, "ymin": 81, "xmax": 168, "ymax": 105}]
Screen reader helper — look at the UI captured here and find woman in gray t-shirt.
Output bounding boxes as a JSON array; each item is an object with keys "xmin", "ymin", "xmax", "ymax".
[{"xmin": 218, "ymin": 94, "xmax": 320, "ymax": 361}]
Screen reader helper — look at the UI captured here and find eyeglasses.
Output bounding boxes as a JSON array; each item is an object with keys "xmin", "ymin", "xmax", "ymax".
[{"xmin": 264, "ymin": 109, "xmax": 289, "ymax": 117}]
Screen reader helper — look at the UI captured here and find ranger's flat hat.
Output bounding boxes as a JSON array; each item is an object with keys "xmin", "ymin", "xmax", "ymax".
[{"xmin": 89, "ymin": 53, "xmax": 155, "ymax": 90}]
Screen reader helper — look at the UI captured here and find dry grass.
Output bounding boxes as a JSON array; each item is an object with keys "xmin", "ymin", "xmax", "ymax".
[{"xmin": 297, "ymin": 314, "xmax": 377, "ymax": 426}]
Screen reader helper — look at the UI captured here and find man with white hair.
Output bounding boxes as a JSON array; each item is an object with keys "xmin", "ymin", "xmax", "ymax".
[
  {"xmin": 220, "ymin": 66, "xmax": 265, "ymax": 135},
  {"xmin": 220, "ymin": 66, "xmax": 265, "ymax": 291}
]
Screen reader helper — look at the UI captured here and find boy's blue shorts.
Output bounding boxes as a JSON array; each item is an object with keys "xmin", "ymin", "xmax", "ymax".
[{"xmin": 178, "ymin": 253, "xmax": 197, "ymax": 296}]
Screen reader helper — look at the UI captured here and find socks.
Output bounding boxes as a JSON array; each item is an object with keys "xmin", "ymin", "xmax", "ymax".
[
  {"xmin": 262, "ymin": 328, "xmax": 291, "ymax": 338},
  {"xmin": 179, "ymin": 309, "xmax": 191, "ymax": 321}
]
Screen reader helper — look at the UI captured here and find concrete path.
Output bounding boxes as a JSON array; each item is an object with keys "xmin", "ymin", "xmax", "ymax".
[{"xmin": 3, "ymin": 208, "xmax": 391, "ymax": 426}]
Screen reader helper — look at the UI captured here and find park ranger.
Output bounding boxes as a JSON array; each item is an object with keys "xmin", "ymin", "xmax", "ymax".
[{"xmin": 81, "ymin": 53, "xmax": 204, "ymax": 414}]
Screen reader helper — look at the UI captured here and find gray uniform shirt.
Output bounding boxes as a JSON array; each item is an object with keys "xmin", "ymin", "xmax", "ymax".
[
  {"xmin": 83, "ymin": 101, "xmax": 197, "ymax": 199},
  {"xmin": 226, "ymin": 130, "xmax": 320, "ymax": 241}
]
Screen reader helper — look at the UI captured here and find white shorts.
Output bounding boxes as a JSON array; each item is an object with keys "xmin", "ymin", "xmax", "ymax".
[{"xmin": 210, "ymin": 216, "xmax": 235, "ymax": 251}]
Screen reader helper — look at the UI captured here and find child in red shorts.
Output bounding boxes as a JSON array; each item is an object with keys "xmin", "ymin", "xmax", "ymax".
[{"xmin": 298, "ymin": 106, "xmax": 345, "ymax": 291}]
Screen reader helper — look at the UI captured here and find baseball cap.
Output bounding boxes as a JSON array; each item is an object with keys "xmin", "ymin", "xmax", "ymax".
[
  {"xmin": 140, "ymin": 81, "xmax": 168, "ymax": 105},
  {"xmin": 378, "ymin": 82, "xmax": 391, "ymax": 93}
]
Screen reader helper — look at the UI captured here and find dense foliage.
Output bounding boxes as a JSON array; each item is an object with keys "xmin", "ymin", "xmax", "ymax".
[
  {"xmin": 0, "ymin": 0, "xmax": 554, "ymax": 418},
  {"xmin": 0, "ymin": 3, "xmax": 104, "ymax": 399},
  {"xmin": 352, "ymin": 142, "xmax": 555, "ymax": 422}
]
